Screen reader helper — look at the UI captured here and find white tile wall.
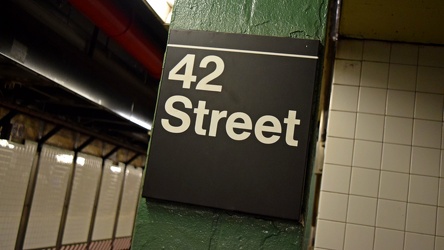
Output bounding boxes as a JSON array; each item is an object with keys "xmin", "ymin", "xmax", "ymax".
[
  {"xmin": 115, "ymin": 166, "xmax": 143, "ymax": 238},
  {"xmin": 383, "ymin": 116, "xmax": 413, "ymax": 145},
  {"xmin": 350, "ymin": 168, "xmax": 380, "ymax": 197},
  {"xmin": 318, "ymin": 191, "xmax": 348, "ymax": 222},
  {"xmin": 0, "ymin": 140, "xmax": 37, "ymax": 250},
  {"xmin": 386, "ymin": 90, "xmax": 415, "ymax": 118},
  {"xmin": 315, "ymin": 220, "xmax": 345, "ymax": 250},
  {"xmin": 388, "ymin": 64, "xmax": 417, "ymax": 91},
  {"xmin": 352, "ymin": 140, "xmax": 382, "ymax": 170},
  {"xmin": 344, "ymin": 224, "xmax": 375, "ymax": 250},
  {"xmin": 375, "ymin": 199, "xmax": 406, "ymax": 230},
  {"xmin": 62, "ymin": 153, "xmax": 102, "ymax": 245},
  {"xmin": 363, "ymin": 41, "xmax": 391, "ymax": 62},
  {"xmin": 405, "ymin": 203, "xmax": 436, "ymax": 235},
  {"xmin": 381, "ymin": 143, "xmax": 411, "ymax": 173},
  {"xmin": 315, "ymin": 40, "xmax": 444, "ymax": 250},
  {"xmin": 374, "ymin": 228, "xmax": 404, "ymax": 250},
  {"xmin": 361, "ymin": 62, "xmax": 389, "ymax": 88},
  {"xmin": 355, "ymin": 113, "xmax": 385, "ymax": 141},
  {"xmin": 346, "ymin": 195, "xmax": 377, "ymax": 226},
  {"xmin": 378, "ymin": 171, "xmax": 409, "ymax": 201},
  {"xmin": 410, "ymin": 147, "xmax": 440, "ymax": 176},
  {"xmin": 24, "ymin": 145, "xmax": 74, "ymax": 249},
  {"xmin": 404, "ymin": 232, "xmax": 435, "ymax": 250},
  {"xmin": 92, "ymin": 161, "xmax": 124, "ymax": 241},
  {"xmin": 436, "ymin": 237, "xmax": 444, "ymax": 250},
  {"xmin": 439, "ymin": 178, "xmax": 444, "ymax": 207},
  {"xmin": 390, "ymin": 44, "xmax": 418, "ymax": 65},
  {"xmin": 320, "ymin": 164, "xmax": 351, "ymax": 194}
]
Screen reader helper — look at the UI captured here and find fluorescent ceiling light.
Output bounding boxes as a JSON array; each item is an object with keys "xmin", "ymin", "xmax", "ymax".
[
  {"xmin": 56, "ymin": 154, "xmax": 74, "ymax": 164},
  {"xmin": 0, "ymin": 139, "xmax": 15, "ymax": 149},
  {"xmin": 55, "ymin": 154, "xmax": 85, "ymax": 166},
  {"xmin": 110, "ymin": 165, "xmax": 122, "ymax": 173},
  {"xmin": 145, "ymin": 0, "xmax": 174, "ymax": 24}
]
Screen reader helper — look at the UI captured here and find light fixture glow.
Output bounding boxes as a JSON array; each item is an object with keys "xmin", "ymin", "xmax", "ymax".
[
  {"xmin": 145, "ymin": 0, "xmax": 174, "ymax": 24},
  {"xmin": 0, "ymin": 139, "xmax": 15, "ymax": 149},
  {"xmin": 116, "ymin": 111, "xmax": 152, "ymax": 130},
  {"xmin": 110, "ymin": 165, "xmax": 122, "ymax": 173},
  {"xmin": 76, "ymin": 157, "xmax": 86, "ymax": 166},
  {"xmin": 56, "ymin": 154, "xmax": 74, "ymax": 164}
]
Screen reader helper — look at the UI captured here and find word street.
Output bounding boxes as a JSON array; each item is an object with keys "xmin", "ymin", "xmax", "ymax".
[{"xmin": 160, "ymin": 54, "xmax": 302, "ymax": 147}]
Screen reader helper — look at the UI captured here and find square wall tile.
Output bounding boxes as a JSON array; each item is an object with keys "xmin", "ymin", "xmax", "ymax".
[
  {"xmin": 437, "ymin": 207, "xmax": 444, "ymax": 236},
  {"xmin": 413, "ymin": 120, "xmax": 442, "ymax": 148},
  {"xmin": 337, "ymin": 40, "xmax": 363, "ymax": 60},
  {"xmin": 408, "ymin": 175, "xmax": 439, "ymax": 206},
  {"xmin": 374, "ymin": 228, "xmax": 404, "ymax": 250},
  {"xmin": 384, "ymin": 116, "xmax": 413, "ymax": 145},
  {"xmin": 327, "ymin": 111, "xmax": 356, "ymax": 139},
  {"xmin": 386, "ymin": 90, "xmax": 415, "ymax": 118},
  {"xmin": 441, "ymin": 151, "xmax": 444, "ymax": 178},
  {"xmin": 406, "ymin": 203, "xmax": 437, "ymax": 235},
  {"xmin": 333, "ymin": 60, "xmax": 362, "ymax": 86},
  {"xmin": 350, "ymin": 167, "xmax": 380, "ymax": 197},
  {"xmin": 358, "ymin": 87, "xmax": 387, "ymax": 114},
  {"xmin": 414, "ymin": 93, "xmax": 444, "ymax": 121},
  {"xmin": 388, "ymin": 64, "xmax": 417, "ymax": 91},
  {"xmin": 355, "ymin": 113, "xmax": 385, "ymax": 142},
  {"xmin": 417, "ymin": 66, "xmax": 444, "ymax": 94},
  {"xmin": 321, "ymin": 164, "xmax": 351, "ymax": 194},
  {"xmin": 439, "ymin": 178, "xmax": 444, "ymax": 207},
  {"xmin": 325, "ymin": 137, "xmax": 354, "ymax": 166},
  {"xmin": 330, "ymin": 85, "xmax": 359, "ymax": 112},
  {"xmin": 344, "ymin": 224, "xmax": 374, "ymax": 250},
  {"xmin": 361, "ymin": 62, "xmax": 389, "ymax": 88},
  {"xmin": 347, "ymin": 195, "xmax": 377, "ymax": 226},
  {"xmin": 419, "ymin": 45, "xmax": 444, "ymax": 67},
  {"xmin": 376, "ymin": 199, "xmax": 407, "ymax": 230},
  {"xmin": 315, "ymin": 219, "xmax": 345, "ymax": 250},
  {"xmin": 353, "ymin": 140, "xmax": 382, "ymax": 170},
  {"xmin": 363, "ymin": 40, "xmax": 390, "ymax": 62},
  {"xmin": 381, "ymin": 143, "xmax": 411, "ymax": 173},
  {"xmin": 404, "ymin": 232, "xmax": 435, "ymax": 250},
  {"xmin": 390, "ymin": 43, "xmax": 418, "ymax": 65},
  {"xmin": 378, "ymin": 171, "xmax": 409, "ymax": 201},
  {"xmin": 318, "ymin": 191, "xmax": 349, "ymax": 222},
  {"xmin": 436, "ymin": 237, "xmax": 444, "ymax": 250},
  {"xmin": 411, "ymin": 147, "xmax": 440, "ymax": 177}
]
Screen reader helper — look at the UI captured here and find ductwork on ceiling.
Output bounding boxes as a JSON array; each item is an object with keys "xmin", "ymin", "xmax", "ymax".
[
  {"xmin": 0, "ymin": 0, "xmax": 165, "ymax": 130},
  {"xmin": 68, "ymin": 0, "xmax": 164, "ymax": 79}
]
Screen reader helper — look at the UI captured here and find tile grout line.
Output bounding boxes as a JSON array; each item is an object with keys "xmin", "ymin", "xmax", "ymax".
[{"xmin": 402, "ymin": 44, "xmax": 421, "ymax": 250}]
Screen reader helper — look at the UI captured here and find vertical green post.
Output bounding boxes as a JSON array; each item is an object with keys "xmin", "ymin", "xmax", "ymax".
[{"xmin": 133, "ymin": 0, "xmax": 328, "ymax": 249}]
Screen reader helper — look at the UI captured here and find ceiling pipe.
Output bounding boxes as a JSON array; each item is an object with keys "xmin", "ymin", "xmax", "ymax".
[{"xmin": 69, "ymin": 0, "xmax": 163, "ymax": 79}]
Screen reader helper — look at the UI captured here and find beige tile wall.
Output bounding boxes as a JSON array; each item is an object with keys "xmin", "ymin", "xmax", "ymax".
[{"xmin": 315, "ymin": 40, "xmax": 444, "ymax": 250}]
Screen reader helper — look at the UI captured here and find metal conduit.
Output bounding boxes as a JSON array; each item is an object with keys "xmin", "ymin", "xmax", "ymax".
[{"xmin": 69, "ymin": 0, "xmax": 163, "ymax": 78}]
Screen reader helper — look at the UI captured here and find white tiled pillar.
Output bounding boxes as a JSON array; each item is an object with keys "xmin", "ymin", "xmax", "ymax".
[
  {"xmin": 62, "ymin": 153, "xmax": 102, "ymax": 245},
  {"xmin": 92, "ymin": 161, "xmax": 125, "ymax": 241},
  {"xmin": 24, "ymin": 145, "xmax": 75, "ymax": 249},
  {"xmin": 315, "ymin": 40, "xmax": 444, "ymax": 250},
  {"xmin": 115, "ymin": 165, "xmax": 143, "ymax": 238},
  {"xmin": 0, "ymin": 140, "xmax": 37, "ymax": 250}
]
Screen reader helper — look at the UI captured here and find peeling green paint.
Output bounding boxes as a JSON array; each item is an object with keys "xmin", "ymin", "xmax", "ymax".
[
  {"xmin": 171, "ymin": 0, "xmax": 328, "ymax": 43},
  {"xmin": 132, "ymin": 199, "xmax": 304, "ymax": 249},
  {"xmin": 133, "ymin": 0, "xmax": 327, "ymax": 249}
]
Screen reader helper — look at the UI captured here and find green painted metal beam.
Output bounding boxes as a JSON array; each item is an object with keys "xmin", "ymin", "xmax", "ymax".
[{"xmin": 133, "ymin": 0, "xmax": 328, "ymax": 249}]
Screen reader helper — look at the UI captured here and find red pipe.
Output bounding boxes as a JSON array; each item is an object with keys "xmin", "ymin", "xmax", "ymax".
[{"xmin": 69, "ymin": 0, "xmax": 163, "ymax": 78}]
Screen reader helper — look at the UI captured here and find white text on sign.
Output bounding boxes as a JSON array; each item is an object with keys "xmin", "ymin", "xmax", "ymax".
[{"xmin": 161, "ymin": 54, "xmax": 301, "ymax": 147}]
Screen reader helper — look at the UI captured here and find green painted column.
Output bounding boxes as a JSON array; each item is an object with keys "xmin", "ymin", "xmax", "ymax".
[{"xmin": 133, "ymin": 0, "xmax": 328, "ymax": 249}]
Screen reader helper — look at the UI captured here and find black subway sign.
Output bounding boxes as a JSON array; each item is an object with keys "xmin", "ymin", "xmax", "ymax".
[{"xmin": 143, "ymin": 30, "xmax": 319, "ymax": 220}]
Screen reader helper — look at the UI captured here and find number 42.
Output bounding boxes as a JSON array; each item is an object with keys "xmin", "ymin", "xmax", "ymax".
[{"xmin": 168, "ymin": 54, "xmax": 225, "ymax": 92}]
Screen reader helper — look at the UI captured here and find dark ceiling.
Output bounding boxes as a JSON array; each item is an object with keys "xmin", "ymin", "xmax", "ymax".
[{"xmin": 0, "ymin": 0, "xmax": 168, "ymax": 153}]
